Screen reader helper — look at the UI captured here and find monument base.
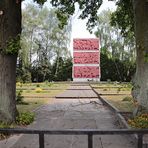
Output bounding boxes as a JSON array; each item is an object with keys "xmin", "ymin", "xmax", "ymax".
[{"xmin": 73, "ymin": 78, "xmax": 100, "ymax": 82}]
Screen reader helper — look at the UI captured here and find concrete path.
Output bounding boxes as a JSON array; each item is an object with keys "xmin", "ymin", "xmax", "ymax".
[
  {"xmin": 1, "ymin": 84, "xmax": 135, "ymax": 148},
  {"xmin": 56, "ymin": 84, "xmax": 98, "ymax": 98}
]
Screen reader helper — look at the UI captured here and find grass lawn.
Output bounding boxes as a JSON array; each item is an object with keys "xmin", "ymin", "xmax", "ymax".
[
  {"xmin": 17, "ymin": 98, "xmax": 53, "ymax": 112},
  {"xmin": 102, "ymin": 95, "xmax": 134, "ymax": 112},
  {"xmin": 16, "ymin": 82, "xmax": 70, "ymax": 113},
  {"xmin": 91, "ymin": 83, "xmax": 134, "ymax": 112}
]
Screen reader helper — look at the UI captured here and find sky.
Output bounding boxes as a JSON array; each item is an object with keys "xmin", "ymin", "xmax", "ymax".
[
  {"xmin": 69, "ymin": 0, "xmax": 116, "ymax": 52},
  {"xmin": 22, "ymin": 0, "xmax": 116, "ymax": 53},
  {"xmin": 71, "ymin": 0, "xmax": 116, "ymax": 39}
]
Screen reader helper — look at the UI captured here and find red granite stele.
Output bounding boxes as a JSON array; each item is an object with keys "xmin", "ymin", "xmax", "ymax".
[{"xmin": 73, "ymin": 38, "xmax": 100, "ymax": 81}]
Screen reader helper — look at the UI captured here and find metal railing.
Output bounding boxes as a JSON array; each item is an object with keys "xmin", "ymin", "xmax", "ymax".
[{"xmin": 0, "ymin": 128, "xmax": 148, "ymax": 148}]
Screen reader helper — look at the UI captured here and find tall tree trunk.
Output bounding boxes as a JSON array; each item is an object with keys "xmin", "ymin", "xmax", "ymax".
[
  {"xmin": 0, "ymin": 0, "xmax": 21, "ymax": 122},
  {"xmin": 132, "ymin": 0, "xmax": 148, "ymax": 110},
  {"xmin": 0, "ymin": 55, "xmax": 18, "ymax": 122}
]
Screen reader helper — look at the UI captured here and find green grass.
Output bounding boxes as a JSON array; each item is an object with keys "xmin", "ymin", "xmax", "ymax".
[
  {"xmin": 101, "ymin": 95, "xmax": 134, "ymax": 112},
  {"xmin": 91, "ymin": 83, "xmax": 134, "ymax": 112},
  {"xmin": 17, "ymin": 98, "xmax": 52, "ymax": 112},
  {"xmin": 16, "ymin": 82, "xmax": 68, "ymax": 113}
]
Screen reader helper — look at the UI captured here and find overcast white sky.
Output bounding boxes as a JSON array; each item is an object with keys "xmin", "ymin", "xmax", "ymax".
[
  {"xmin": 69, "ymin": 0, "xmax": 116, "ymax": 52},
  {"xmin": 22, "ymin": 0, "xmax": 116, "ymax": 53},
  {"xmin": 71, "ymin": 0, "xmax": 116, "ymax": 39}
]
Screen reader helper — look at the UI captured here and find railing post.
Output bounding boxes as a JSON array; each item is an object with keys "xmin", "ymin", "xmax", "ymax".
[
  {"xmin": 88, "ymin": 133, "xmax": 93, "ymax": 148},
  {"xmin": 39, "ymin": 133, "xmax": 44, "ymax": 148},
  {"xmin": 138, "ymin": 134, "xmax": 143, "ymax": 148}
]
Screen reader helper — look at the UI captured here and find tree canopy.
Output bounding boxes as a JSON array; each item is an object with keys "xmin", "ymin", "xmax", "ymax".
[
  {"xmin": 50, "ymin": 0, "xmax": 103, "ymax": 31},
  {"xmin": 110, "ymin": 0, "xmax": 134, "ymax": 39}
]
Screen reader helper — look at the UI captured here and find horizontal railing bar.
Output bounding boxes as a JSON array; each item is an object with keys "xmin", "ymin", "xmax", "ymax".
[{"xmin": 0, "ymin": 128, "xmax": 148, "ymax": 135}]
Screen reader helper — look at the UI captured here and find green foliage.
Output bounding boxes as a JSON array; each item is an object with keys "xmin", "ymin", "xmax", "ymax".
[
  {"xmin": 0, "ymin": 122, "xmax": 14, "ymax": 140},
  {"xmin": 35, "ymin": 88, "xmax": 43, "ymax": 93},
  {"xmin": 51, "ymin": 0, "xmax": 103, "ymax": 32},
  {"xmin": 122, "ymin": 96, "xmax": 133, "ymax": 102},
  {"xmin": 2, "ymin": 36, "xmax": 21, "ymax": 55},
  {"xmin": 36, "ymin": 84, "xmax": 40, "ymax": 87},
  {"xmin": 16, "ymin": 90, "xmax": 24, "ymax": 104},
  {"xmin": 16, "ymin": 67, "xmax": 32, "ymax": 83},
  {"xmin": 52, "ymin": 57, "xmax": 72, "ymax": 81},
  {"xmin": 34, "ymin": 0, "xmax": 47, "ymax": 5},
  {"xmin": 110, "ymin": 0, "xmax": 134, "ymax": 38},
  {"xmin": 16, "ymin": 82, "xmax": 23, "ymax": 87},
  {"xmin": 18, "ymin": 4, "xmax": 72, "ymax": 82},
  {"xmin": 100, "ymin": 53, "xmax": 136, "ymax": 82},
  {"xmin": 95, "ymin": 10, "xmax": 136, "ymax": 63},
  {"xmin": 16, "ymin": 90, "xmax": 29, "ymax": 105},
  {"xmin": 128, "ymin": 114, "xmax": 148, "ymax": 129},
  {"xmin": 16, "ymin": 112, "xmax": 34, "ymax": 125}
]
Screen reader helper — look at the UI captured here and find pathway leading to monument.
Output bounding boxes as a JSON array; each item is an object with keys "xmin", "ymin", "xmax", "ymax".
[{"xmin": 2, "ymin": 83, "xmax": 135, "ymax": 148}]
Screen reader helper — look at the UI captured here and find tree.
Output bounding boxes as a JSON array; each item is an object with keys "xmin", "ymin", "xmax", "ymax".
[
  {"xmin": 132, "ymin": 0, "xmax": 148, "ymax": 110},
  {"xmin": 95, "ymin": 9, "xmax": 136, "ymax": 82},
  {"xmin": 0, "ymin": 0, "xmax": 71, "ymax": 123},
  {"xmin": 20, "ymin": 4, "xmax": 71, "ymax": 82},
  {"xmin": 0, "ymin": 1, "xmax": 21, "ymax": 123},
  {"xmin": 95, "ymin": 9, "xmax": 136, "ymax": 61},
  {"xmin": 110, "ymin": 0, "xmax": 148, "ymax": 111}
]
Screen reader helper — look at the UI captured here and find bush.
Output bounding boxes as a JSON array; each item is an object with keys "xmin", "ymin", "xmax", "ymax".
[
  {"xmin": 16, "ymin": 90, "xmax": 24, "ymax": 104},
  {"xmin": 35, "ymin": 88, "xmax": 43, "ymax": 93},
  {"xmin": 122, "ymin": 96, "xmax": 133, "ymax": 102},
  {"xmin": 36, "ymin": 84, "xmax": 40, "ymax": 87},
  {"xmin": 16, "ymin": 82, "xmax": 23, "ymax": 87},
  {"xmin": 117, "ymin": 87, "xmax": 121, "ymax": 92},
  {"xmin": 16, "ymin": 112, "xmax": 34, "ymax": 125},
  {"xmin": 0, "ymin": 122, "xmax": 14, "ymax": 140},
  {"xmin": 103, "ymin": 88, "xmax": 108, "ymax": 91},
  {"xmin": 0, "ymin": 112, "xmax": 34, "ymax": 140},
  {"xmin": 128, "ymin": 114, "xmax": 148, "ymax": 128},
  {"xmin": 16, "ymin": 90, "xmax": 28, "ymax": 105}
]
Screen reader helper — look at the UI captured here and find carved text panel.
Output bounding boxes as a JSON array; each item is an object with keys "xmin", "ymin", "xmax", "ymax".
[
  {"xmin": 74, "ymin": 66, "xmax": 100, "ymax": 78},
  {"xmin": 74, "ymin": 52, "xmax": 99, "ymax": 64},
  {"xmin": 73, "ymin": 39, "xmax": 99, "ymax": 50}
]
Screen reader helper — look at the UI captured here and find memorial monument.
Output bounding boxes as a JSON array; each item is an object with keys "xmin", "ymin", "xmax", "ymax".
[{"xmin": 73, "ymin": 38, "xmax": 100, "ymax": 82}]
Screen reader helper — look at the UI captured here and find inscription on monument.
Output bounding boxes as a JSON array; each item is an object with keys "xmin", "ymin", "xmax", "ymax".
[
  {"xmin": 73, "ymin": 39, "xmax": 99, "ymax": 50},
  {"xmin": 74, "ymin": 66, "xmax": 100, "ymax": 78},
  {"xmin": 74, "ymin": 52, "xmax": 99, "ymax": 64}
]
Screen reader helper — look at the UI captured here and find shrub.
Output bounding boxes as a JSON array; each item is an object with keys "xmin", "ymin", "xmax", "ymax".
[
  {"xmin": 16, "ymin": 90, "xmax": 28, "ymax": 105},
  {"xmin": 48, "ymin": 83, "xmax": 52, "ymax": 87},
  {"xmin": 117, "ymin": 87, "xmax": 121, "ymax": 92},
  {"xmin": 122, "ymin": 96, "xmax": 133, "ymax": 102},
  {"xmin": 35, "ymin": 88, "xmax": 43, "ymax": 93},
  {"xmin": 0, "ymin": 112, "xmax": 34, "ymax": 139},
  {"xmin": 103, "ymin": 88, "xmax": 108, "ymax": 91},
  {"xmin": 16, "ymin": 112, "xmax": 34, "ymax": 125},
  {"xmin": 128, "ymin": 114, "xmax": 148, "ymax": 129},
  {"xmin": 16, "ymin": 82, "xmax": 22, "ymax": 87},
  {"xmin": 16, "ymin": 90, "xmax": 24, "ymax": 104},
  {"xmin": 0, "ymin": 122, "xmax": 14, "ymax": 140},
  {"xmin": 36, "ymin": 84, "xmax": 40, "ymax": 87}
]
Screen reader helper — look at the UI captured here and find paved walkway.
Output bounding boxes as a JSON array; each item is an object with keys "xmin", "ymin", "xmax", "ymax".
[{"xmin": 1, "ymin": 84, "xmax": 135, "ymax": 148}]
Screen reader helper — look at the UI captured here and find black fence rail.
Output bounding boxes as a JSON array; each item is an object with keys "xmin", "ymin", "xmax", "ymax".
[{"xmin": 0, "ymin": 128, "xmax": 148, "ymax": 148}]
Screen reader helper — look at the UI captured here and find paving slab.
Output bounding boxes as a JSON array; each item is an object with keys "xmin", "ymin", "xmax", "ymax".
[
  {"xmin": 0, "ymin": 84, "xmax": 136, "ymax": 148},
  {"xmin": 56, "ymin": 84, "xmax": 98, "ymax": 98}
]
